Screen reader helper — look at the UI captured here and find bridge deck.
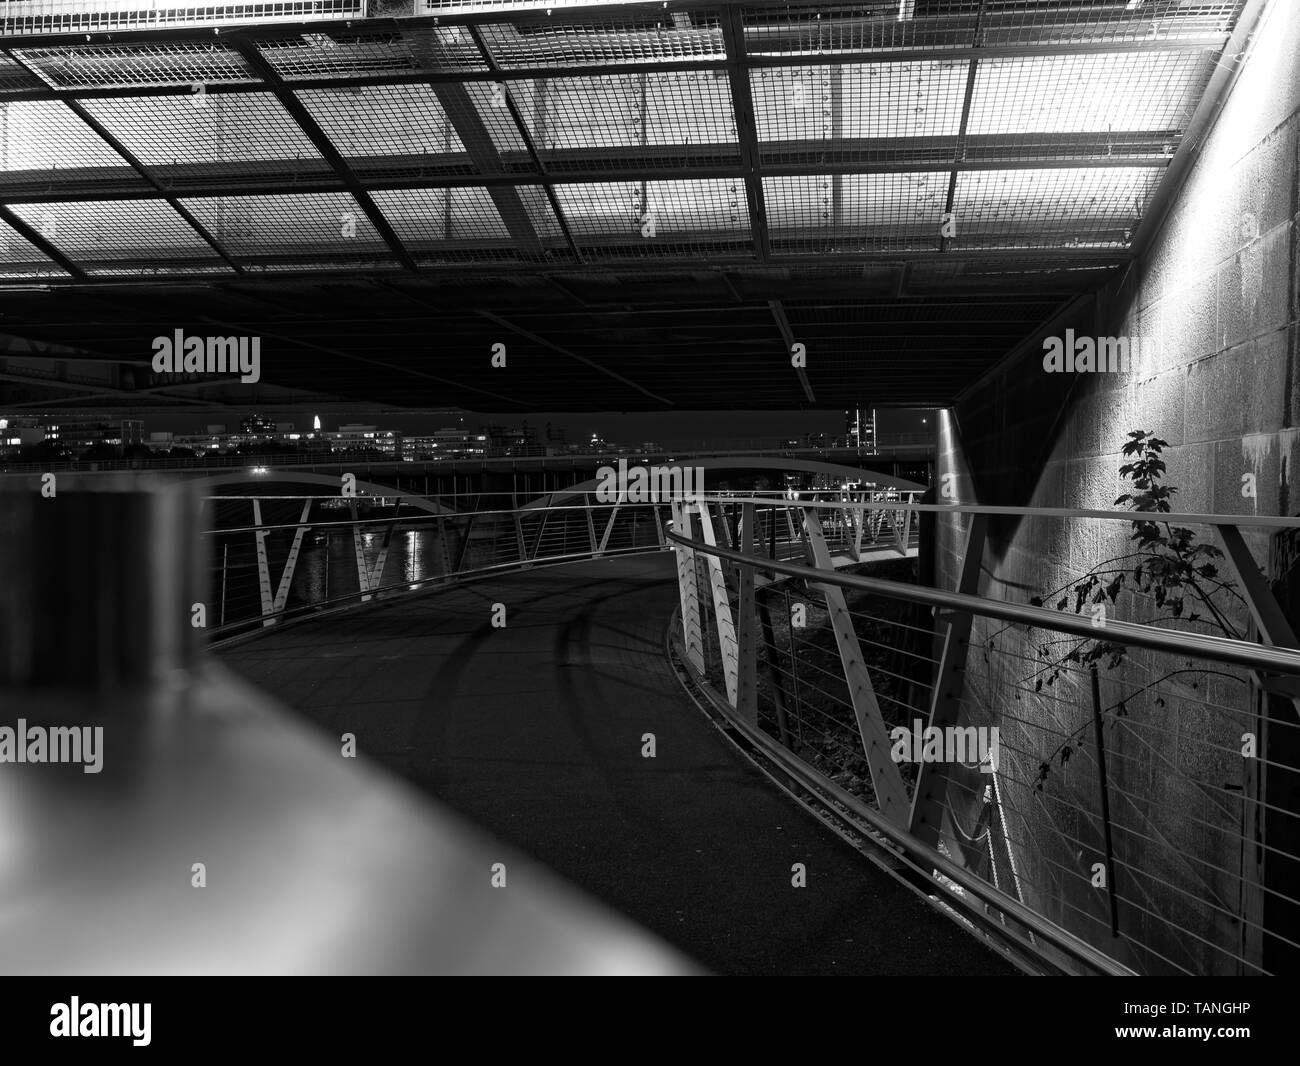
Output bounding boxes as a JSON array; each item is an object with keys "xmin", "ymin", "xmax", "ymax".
[{"xmin": 219, "ymin": 553, "xmax": 1014, "ymax": 976}]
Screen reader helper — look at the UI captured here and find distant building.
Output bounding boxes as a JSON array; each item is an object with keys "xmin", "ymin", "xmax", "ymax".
[
  {"xmin": 401, "ymin": 428, "xmax": 488, "ymax": 461},
  {"xmin": 37, "ymin": 416, "xmax": 117, "ymax": 451},
  {"xmin": 332, "ymin": 424, "xmax": 398, "ymax": 456},
  {"xmin": 240, "ymin": 414, "xmax": 276, "ymax": 436},
  {"xmin": 0, "ymin": 415, "xmax": 45, "ymax": 455},
  {"xmin": 844, "ymin": 407, "xmax": 877, "ymax": 452}
]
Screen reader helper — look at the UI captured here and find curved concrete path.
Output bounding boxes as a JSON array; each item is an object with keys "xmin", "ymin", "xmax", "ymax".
[{"xmin": 220, "ymin": 553, "xmax": 1015, "ymax": 976}]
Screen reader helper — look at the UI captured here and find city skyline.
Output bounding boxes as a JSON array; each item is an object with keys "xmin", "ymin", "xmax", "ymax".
[{"xmin": 0, "ymin": 406, "xmax": 933, "ymax": 445}]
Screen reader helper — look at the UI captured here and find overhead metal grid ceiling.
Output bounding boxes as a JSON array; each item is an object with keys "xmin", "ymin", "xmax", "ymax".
[{"xmin": 0, "ymin": 1, "xmax": 1253, "ymax": 411}]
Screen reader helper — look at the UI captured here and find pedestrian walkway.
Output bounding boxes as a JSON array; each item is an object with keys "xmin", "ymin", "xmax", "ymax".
[{"xmin": 221, "ymin": 554, "xmax": 1015, "ymax": 976}]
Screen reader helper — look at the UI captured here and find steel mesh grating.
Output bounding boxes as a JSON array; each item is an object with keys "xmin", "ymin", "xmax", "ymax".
[
  {"xmin": 80, "ymin": 93, "xmax": 322, "ymax": 168},
  {"xmin": 478, "ymin": 12, "xmax": 727, "ymax": 70},
  {"xmin": 753, "ymin": 61, "xmax": 967, "ymax": 145},
  {"xmin": 0, "ymin": 100, "xmax": 134, "ymax": 172},
  {"xmin": 6, "ymin": 198, "xmax": 225, "ymax": 272},
  {"xmin": 0, "ymin": 0, "xmax": 363, "ymax": 38},
  {"xmin": 242, "ymin": 257, "xmax": 402, "ymax": 273},
  {"xmin": 373, "ymin": 185, "xmax": 563, "ymax": 260},
  {"xmin": 554, "ymin": 178, "xmax": 751, "ymax": 259},
  {"xmin": 257, "ymin": 29, "xmax": 488, "ymax": 81},
  {"xmin": 968, "ymin": 50, "xmax": 1216, "ymax": 141},
  {"xmin": 179, "ymin": 192, "xmax": 384, "ymax": 257},
  {"xmin": 0, "ymin": 52, "xmax": 44, "ymax": 94},
  {"xmin": 741, "ymin": 1, "xmax": 1243, "ymax": 57},
  {"xmin": 10, "ymin": 42, "xmax": 256, "ymax": 90},
  {"xmin": 765, "ymin": 172, "xmax": 950, "ymax": 254},
  {"xmin": 973, "ymin": 0, "xmax": 1243, "ymax": 47},
  {"xmin": 433, "ymin": 80, "xmax": 530, "ymax": 156},
  {"xmin": 0, "ymin": 216, "xmax": 68, "ymax": 277},
  {"xmin": 512, "ymin": 70, "xmax": 736, "ymax": 161},
  {"xmin": 951, "ymin": 166, "xmax": 1163, "ymax": 249},
  {"xmin": 0, "ymin": 0, "xmax": 1251, "ymax": 281},
  {"xmin": 299, "ymin": 85, "xmax": 466, "ymax": 160}
]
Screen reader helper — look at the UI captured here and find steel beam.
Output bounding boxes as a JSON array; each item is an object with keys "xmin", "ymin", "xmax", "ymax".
[
  {"xmin": 1216, "ymin": 524, "xmax": 1300, "ymax": 652},
  {"xmin": 467, "ymin": 23, "xmax": 583, "ymax": 264},
  {"xmin": 0, "ymin": 141, "xmax": 1174, "ymax": 207},
  {"xmin": 941, "ymin": 1, "xmax": 985, "ymax": 254},
  {"xmin": 230, "ymin": 38, "xmax": 418, "ymax": 271},
  {"xmin": 769, "ymin": 299, "xmax": 815, "ymax": 403},
  {"xmin": 0, "ymin": 203, "xmax": 85, "ymax": 278},
  {"xmin": 721, "ymin": 6, "xmax": 770, "ymax": 262}
]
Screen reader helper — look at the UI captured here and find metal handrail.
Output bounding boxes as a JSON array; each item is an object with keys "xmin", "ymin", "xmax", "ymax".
[
  {"xmin": 664, "ymin": 494, "xmax": 1300, "ymax": 976},
  {"xmin": 697, "ymin": 493, "xmax": 1300, "ymax": 531},
  {"xmin": 203, "ymin": 495, "xmax": 678, "ymax": 638},
  {"xmin": 667, "ymin": 527, "xmax": 1300, "ymax": 676},
  {"xmin": 670, "ymin": 622, "xmax": 1136, "ymax": 977}
]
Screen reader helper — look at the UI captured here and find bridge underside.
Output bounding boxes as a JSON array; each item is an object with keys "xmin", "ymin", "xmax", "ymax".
[{"xmin": 0, "ymin": 0, "xmax": 1253, "ymax": 411}]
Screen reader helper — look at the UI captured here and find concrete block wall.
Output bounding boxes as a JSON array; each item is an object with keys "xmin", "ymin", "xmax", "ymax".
[{"xmin": 936, "ymin": 0, "xmax": 1300, "ymax": 974}]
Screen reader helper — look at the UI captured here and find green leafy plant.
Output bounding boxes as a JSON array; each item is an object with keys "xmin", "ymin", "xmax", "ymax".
[{"xmin": 1009, "ymin": 431, "xmax": 1247, "ymax": 789}]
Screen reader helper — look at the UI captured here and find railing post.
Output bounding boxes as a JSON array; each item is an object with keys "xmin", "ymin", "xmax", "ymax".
[
  {"xmin": 1090, "ymin": 662, "xmax": 1121, "ymax": 938},
  {"xmin": 597, "ymin": 503, "xmax": 620, "ymax": 556},
  {"xmin": 350, "ymin": 501, "xmax": 393, "ymax": 602},
  {"xmin": 453, "ymin": 512, "xmax": 477, "ymax": 573},
  {"xmin": 1214, "ymin": 521, "xmax": 1300, "ymax": 975},
  {"xmin": 696, "ymin": 502, "xmax": 740, "ymax": 707},
  {"xmin": 585, "ymin": 499, "xmax": 598, "ymax": 556},
  {"xmin": 802, "ymin": 505, "xmax": 909, "ymax": 827},
  {"xmin": 670, "ymin": 500, "xmax": 705, "ymax": 675},
  {"xmin": 531, "ymin": 502, "xmax": 550, "ymax": 560},
  {"xmin": 513, "ymin": 512, "xmax": 529, "ymax": 565},
  {"xmin": 852, "ymin": 490, "xmax": 866, "ymax": 561},
  {"xmin": 271, "ymin": 498, "xmax": 313, "ymax": 614},
  {"xmin": 908, "ymin": 513, "xmax": 989, "ymax": 851},
  {"xmin": 252, "ymin": 498, "xmax": 275, "ymax": 627},
  {"xmin": 735, "ymin": 503, "xmax": 759, "ymax": 725}
]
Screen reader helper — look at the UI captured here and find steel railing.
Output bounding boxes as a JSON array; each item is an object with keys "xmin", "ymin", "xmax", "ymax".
[
  {"xmin": 200, "ymin": 487, "xmax": 921, "ymax": 640},
  {"xmin": 667, "ymin": 495, "xmax": 1300, "ymax": 977}
]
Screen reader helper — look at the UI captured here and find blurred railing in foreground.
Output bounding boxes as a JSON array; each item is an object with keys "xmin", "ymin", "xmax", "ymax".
[
  {"xmin": 668, "ymin": 496, "xmax": 1300, "ymax": 977},
  {"xmin": 203, "ymin": 487, "xmax": 922, "ymax": 639},
  {"xmin": 0, "ymin": 473, "xmax": 696, "ymax": 975}
]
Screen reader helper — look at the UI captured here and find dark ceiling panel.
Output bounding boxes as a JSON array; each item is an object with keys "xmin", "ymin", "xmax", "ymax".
[{"xmin": 0, "ymin": 0, "xmax": 1253, "ymax": 411}]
